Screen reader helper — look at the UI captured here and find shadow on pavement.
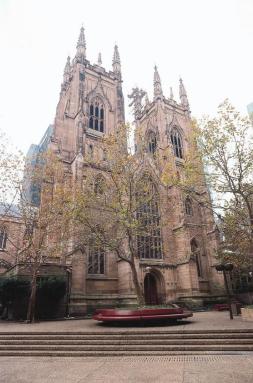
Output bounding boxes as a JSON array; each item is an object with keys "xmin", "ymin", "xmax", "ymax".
[{"xmin": 96, "ymin": 319, "xmax": 193, "ymax": 328}]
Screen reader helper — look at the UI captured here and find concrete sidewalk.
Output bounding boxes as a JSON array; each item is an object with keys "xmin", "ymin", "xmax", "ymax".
[
  {"xmin": 1, "ymin": 312, "xmax": 253, "ymax": 383},
  {"xmin": 1, "ymin": 355, "xmax": 253, "ymax": 383},
  {"xmin": 0, "ymin": 311, "xmax": 253, "ymax": 333}
]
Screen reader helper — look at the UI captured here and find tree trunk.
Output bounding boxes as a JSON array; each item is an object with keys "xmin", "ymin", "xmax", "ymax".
[
  {"xmin": 129, "ymin": 260, "xmax": 145, "ymax": 306},
  {"xmin": 26, "ymin": 273, "xmax": 37, "ymax": 323}
]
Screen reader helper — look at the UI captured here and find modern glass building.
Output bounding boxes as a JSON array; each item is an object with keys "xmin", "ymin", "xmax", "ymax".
[{"xmin": 247, "ymin": 102, "xmax": 253, "ymax": 123}]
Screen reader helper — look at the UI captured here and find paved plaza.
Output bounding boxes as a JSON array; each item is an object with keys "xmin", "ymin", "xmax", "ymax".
[
  {"xmin": 0, "ymin": 312, "xmax": 253, "ymax": 382},
  {"xmin": 0, "ymin": 311, "xmax": 253, "ymax": 332},
  {"xmin": 1, "ymin": 355, "xmax": 253, "ymax": 383}
]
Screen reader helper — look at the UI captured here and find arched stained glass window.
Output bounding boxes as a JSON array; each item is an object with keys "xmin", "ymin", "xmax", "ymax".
[
  {"xmin": 87, "ymin": 144, "xmax": 93, "ymax": 160},
  {"xmin": 88, "ymin": 246, "xmax": 105, "ymax": 274},
  {"xmin": 89, "ymin": 98, "xmax": 105, "ymax": 133},
  {"xmin": 136, "ymin": 180, "xmax": 162, "ymax": 259},
  {"xmin": 185, "ymin": 196, "xmax": 193, "ymax": 216},
  {"xmin": 94, "ymin": 174, "xmax": 106, "ymax": 196},
  {"xmin": 148, "ymin": 131, "xmax": 157, "ymax": 155},
  {"xmin": 170, "ymin": 128, "xmax": 183, "ymax": 159}
]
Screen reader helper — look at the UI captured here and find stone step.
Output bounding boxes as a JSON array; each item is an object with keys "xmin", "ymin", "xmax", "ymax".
[
  {"xmin": 0, "ymin": 350, "xmax": 251, "ymax": 357},
  {"xmin": 0, "ymin": 344, "xmax": 253, "ymax": 351},
  {"xmin": 1, "ymin": 329, "xmax": 253, "ymax": 356},
  {"xmin": 0, "ymin": 329, "xmax": 253, "ymax": 336},
  {"xmin": 0, "ymin": 332, "xmax": 253, "ymax": 340},
  {"xmin": 1, "ymin": 339, "xmax": 253, "ymax": 345}
]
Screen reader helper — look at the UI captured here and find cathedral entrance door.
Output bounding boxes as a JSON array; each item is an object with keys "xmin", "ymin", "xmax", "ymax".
[{"xmin": 144, "ymin": 273, "xmax": 159, "ymax": 305}]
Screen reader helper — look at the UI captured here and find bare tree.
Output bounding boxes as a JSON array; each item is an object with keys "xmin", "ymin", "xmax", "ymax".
[
  {"xmin": 0, "ymin": 146, "xmax": 73, "ymax": 322},
  {"xmin": 72, "ymin": 124, "xmax": 165, "ymax": 305},
  {"xmin": 197, "ymin": 99, "xmax": 253, "ymax": 266}
]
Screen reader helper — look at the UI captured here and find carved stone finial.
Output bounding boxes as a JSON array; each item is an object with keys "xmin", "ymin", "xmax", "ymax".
[
  {"xmin": 63, "ymin": 56, "xmax": 71, "ymax": 83},
  {"xmin": 76, "ymin": 26, "xmax": 86, "ymax": 61},
  {"xmin": 170, "ymin": 86, "xmax": 174, "ymax": 100},
  {"xmin": 128, "ymin": 87, "xmax": 146, "ymax": 120},
  {"xmin": 179, "ymin": 77, "xmax": 189, "ymax": 108},
  {"xmin": 153, "ymin": 65, "xmax": 163, "ymax": 100},
  {"xmin": 98, "ymin": 52, "xmax": 102, "ymax": 66},
  {"xmin": 113, "ymin": 45, "xmax": 120, "ymax": 64},
  {"xmin": 144, "ymin": 93, "xmax": 150, "ymax": 107},
  {"xmin": 112, "ymin": 45, "xmax": 121, "ymax": 77},
  {"xmin": 64, "ymin": 56, "xmax": 71, "ymax": 72}
]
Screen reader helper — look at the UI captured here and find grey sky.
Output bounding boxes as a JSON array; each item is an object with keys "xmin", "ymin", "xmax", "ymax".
[{"xmin": 0, "ymin": 0, "xmax": 252, "ymax": 154}]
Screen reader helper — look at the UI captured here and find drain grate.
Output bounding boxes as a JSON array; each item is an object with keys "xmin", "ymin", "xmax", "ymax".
[{"xmin": 98, "ymin": 355, "xmax": 253, "ymax": 363}]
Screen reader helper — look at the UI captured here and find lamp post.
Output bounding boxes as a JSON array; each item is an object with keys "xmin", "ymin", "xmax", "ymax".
[
  {"xmin": 215, "ymin": 263, "xmax": 234, "ymax": 320},
  {"xmin": 65, "ymin": 268, "xmax": 72, "ymax": 318}
]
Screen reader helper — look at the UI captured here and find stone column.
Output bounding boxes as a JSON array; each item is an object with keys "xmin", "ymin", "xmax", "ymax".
[{"xmin": 69, "ymin": 250, "xmax": 87, "ymax": 316}]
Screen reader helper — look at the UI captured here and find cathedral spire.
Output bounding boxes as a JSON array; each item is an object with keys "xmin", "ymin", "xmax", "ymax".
[
  {"xmin": 179, "ymin": 77, "xmax": 189, "ymax": 108},
  {"xmin": 76, "ymin": 26, "xmax": 86, "ymax": 61},
  {"xmin": 170, "ymin": 86, "xmax": 174, "ymax": 100},
  {"xmin": 98, "ymin": 52, "xmax": 102, "ymax": 66},
  {"xmin": 112, "ymin": 45, "xmax": 121, "ymax": 77},
  {"xmin": 112, "ymin": 45, "xmax": 124, "ymax": 121},
  {"xmin": 153, "ymin": 65, "xmax": 163, "ymax": 100},
  {"xmin": 144, "ymin": 92, "xmax": 150, "ymax": 107}
]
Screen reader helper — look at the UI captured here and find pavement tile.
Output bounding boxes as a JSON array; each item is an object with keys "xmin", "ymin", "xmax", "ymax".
[
  {"xmin": 0, "ymin": 312, "xmax": 253, "ymax": 382},
  {"xmin": 0, "ymin": 311, "xmax": 253, "ymax": 333}
]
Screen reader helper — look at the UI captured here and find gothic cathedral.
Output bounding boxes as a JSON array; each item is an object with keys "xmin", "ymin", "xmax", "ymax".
[{"xmin": 46, "ymin": 28, "xmax": 223, "ymax": 315}]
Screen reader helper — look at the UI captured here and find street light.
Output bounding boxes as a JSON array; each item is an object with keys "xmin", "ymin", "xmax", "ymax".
[{"xmin": 215, "ymin": 263, "xmax": 234, "ymax": 320}]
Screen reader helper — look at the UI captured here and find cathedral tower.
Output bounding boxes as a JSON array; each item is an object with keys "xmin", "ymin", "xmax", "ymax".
[
  {"xmin": 52, "ymin": 27, "xmax": 125, "ymax": 160},
  {"xmin": 129, "ymin": 67, "xmax": 222, "ymax": 303},
  {"xmin": 49, "ymin": 28, "xmax": 126, "ymax": 315}
]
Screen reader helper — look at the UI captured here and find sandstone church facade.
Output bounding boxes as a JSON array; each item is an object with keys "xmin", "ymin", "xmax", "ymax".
[{"xmin": 29, "ymin": 28, "xmax": 223, "ymax": 314}]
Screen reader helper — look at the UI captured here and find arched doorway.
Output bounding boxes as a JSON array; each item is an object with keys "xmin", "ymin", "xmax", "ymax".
[{"xmin": 144, "ymin": 273, "xmax": 158, "ymax": 305}]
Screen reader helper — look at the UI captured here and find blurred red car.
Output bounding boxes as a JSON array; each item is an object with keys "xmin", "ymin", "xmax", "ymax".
[{"xmin": 93, "ymin": 306, "xmax": 193, "ymax": 323}]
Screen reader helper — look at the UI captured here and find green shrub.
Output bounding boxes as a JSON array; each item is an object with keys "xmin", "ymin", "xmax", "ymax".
[
  {"xmin": 0, "ymin": 276, "xmax": 67, "ymax": 320},
  {"xmin": 37, "ymin": 276, "xmax": 66, "ymax": 301},
  {"xmin": 0, "ymin": 278, "xmax": 30, "ymax": 306}
]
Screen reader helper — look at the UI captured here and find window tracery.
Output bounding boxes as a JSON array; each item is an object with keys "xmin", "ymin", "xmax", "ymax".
[
  {"xmin": 94, "ymin": 174, "xmax": 106, "ymax": 196},
  {"xmin": 185, "ymin": 196, "xmax": 193, "ymax": 216},
  {"xmin": 89, "ymin": 98, "xmax": 104, "ymax": 133},
  {"xmin": 148, "ymin": 131, "xmax": 157, "ymax": 155},
  {"xmin": 137, "ymin": 180, "xmax": 162, "ymax": 259},
  {"xmin": 88, "ymin": 246, "xmax": 105, "ymax": 275},
  {"xmin": 170, "ymin": 128, "xmax": 183, "ymax": 158},
  {"xmin": 87, "ymin": 144, "xmax": 93, "ymax": 159},
  {"xmin": 0, "ymin": 228, "xmax": 7, "ymax": 250}
]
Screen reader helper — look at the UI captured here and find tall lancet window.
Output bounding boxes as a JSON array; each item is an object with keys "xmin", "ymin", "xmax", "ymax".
[
  {"xmin": 148, "ymin": 131, "xmax": 157, "ymax": 155},
  {"xmin": 0, "ymin": 227, "xmax": 7, "ymax": 250},
  {"xmin": 185, "ymin": 196, "xmax": 193, "ymax": 216},
  {"xmin": 89, "ymin": 98, "xmax": 104, "ymax": 133},
  {"xmin": 88, "ymin": 246, "xmax": 105, "ymax": 275},
  {"xmin": 171, "ymin": 128, "xmax": 183, "ymax": 159},
  {"xmin": 94, "ymin": 174, "xmax": 106, "ymax": 196},
  {"xmin": 137, "ymin": 179, "xmax": 162, "ymax": 259}
]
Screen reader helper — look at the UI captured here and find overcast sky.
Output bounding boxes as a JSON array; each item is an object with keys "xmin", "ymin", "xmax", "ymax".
[{"xmin": 0, "ymin": 0, "xmax": 253, "ymax": 154}]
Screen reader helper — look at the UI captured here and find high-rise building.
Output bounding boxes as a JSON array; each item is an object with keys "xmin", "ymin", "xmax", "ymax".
[
  {"xmin": 247, "ymin": 102, "xmax": 253, "ymax": 123},
  {"xmin": 23, "ymin": 125, "xmax": 53, "ymax": 206}
]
